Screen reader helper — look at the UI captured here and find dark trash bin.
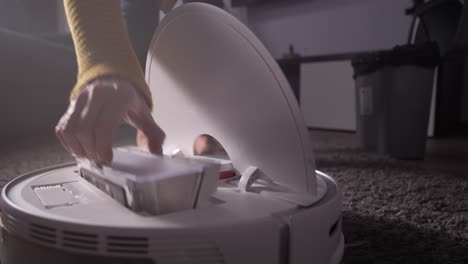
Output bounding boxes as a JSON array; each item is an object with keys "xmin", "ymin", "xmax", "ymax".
[{"xmin": 352, "ymin": 42, "xmax": 440, "ymax": 159}]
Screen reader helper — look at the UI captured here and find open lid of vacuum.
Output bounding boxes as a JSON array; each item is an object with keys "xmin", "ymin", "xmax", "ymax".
[{"xmin": 146, "ymin": 3, "xmax": 317, "ymax": 195}]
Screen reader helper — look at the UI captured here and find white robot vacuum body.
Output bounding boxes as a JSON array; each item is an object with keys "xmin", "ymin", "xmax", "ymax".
[
  {"xmin": 0, "ymin": 3, "xmax": 344, "ymax": 264},
  {"xmin": 1, "ymin": 163, "xmax": 343, "ymax": 264}
]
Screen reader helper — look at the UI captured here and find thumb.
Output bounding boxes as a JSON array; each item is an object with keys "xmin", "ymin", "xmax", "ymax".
[{"xmin": 127, "ymin": 108, "xmax": 165, "ymax": 155}]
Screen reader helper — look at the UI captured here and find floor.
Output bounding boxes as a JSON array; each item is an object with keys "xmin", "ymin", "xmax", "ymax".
[
  {"xmin": 0, "ymin": 128, "xmax": 466, "ymax": 263},
  {"xmin": 310, "ymin": 130, "xmax": 468, "ymax": 263}
]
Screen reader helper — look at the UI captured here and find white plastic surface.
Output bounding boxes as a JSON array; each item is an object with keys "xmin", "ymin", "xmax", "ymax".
[
  {"xmin": 1, "ymin": 165, "xmax": 343, "ymax": 264},
  {"xmin": 146, "ymin": 3, "xmax": 316, "ymax": 194},
  {"xmin": 5, "ymin": 166, "xmax": 296, "ymax": 228}
]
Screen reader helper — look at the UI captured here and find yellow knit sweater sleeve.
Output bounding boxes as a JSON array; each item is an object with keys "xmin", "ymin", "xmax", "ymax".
[{"xmin": 64, "ymin": 0, "xmax": 153, "ymax": 108}]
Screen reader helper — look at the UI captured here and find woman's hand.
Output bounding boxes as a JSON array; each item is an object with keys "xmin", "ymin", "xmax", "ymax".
[{"xmin": 55, "ymin": 77, "xmax": 165, "ymax": 164}]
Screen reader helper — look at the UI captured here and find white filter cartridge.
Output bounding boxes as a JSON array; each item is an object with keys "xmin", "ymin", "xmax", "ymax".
[{"xmin": 77, "ymin": 148, "xmax": 220, "ymax": 215}]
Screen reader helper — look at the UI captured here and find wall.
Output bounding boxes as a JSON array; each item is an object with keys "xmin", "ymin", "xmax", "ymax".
[
  {"xmin": 56, "ymin": 0, "xmax": 69, "ymax": 33},
  {"xmin": 0, "ymin": 29, "xmax": 76, "ymax": 142},
  {"xmin": 247, "ymin": 0, "xmax": 413, "ymax": 58},
  {"xmin": 0, "ymin": 1, "xmax": 58, "ymax": 33},
  {"xmin": 246, "ymin": 0, "xmax": 428, "ymax": 133},
  {"xmin": 300, "ymin": 61, "xmax": 356, "ymax": 131}
]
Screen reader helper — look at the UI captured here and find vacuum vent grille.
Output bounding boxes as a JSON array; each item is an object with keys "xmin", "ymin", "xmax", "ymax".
[
  {"xmin": 2, "ymin": 213, "xmax": 224, "ymax": 263},
  {"xmin": 2, "ymin": 213, "xmax": 27, "ymax": 237},
  {"xmin": 106, "ymin": 235, "xmax": 149, "ymax": 255},
  {"xmin": 62, "ymin": 230, "xmax": 99, "ymax": 251},
  {"xmin": 30, "ymin": 223, "xmax": 57, "ymax": 245}
]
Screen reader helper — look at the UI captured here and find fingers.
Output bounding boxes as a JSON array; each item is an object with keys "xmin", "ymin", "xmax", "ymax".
[
  {"xmin": 56, "ymin": 77, "xmax": 165, "ymax": 164},
  {"xmin": 93, "ymin": 100, "xmax": 127, "ymax": 164},
  {"xmin": 56, "ymin": 94, "xmax": 88, "ymax": 158},
  {"xmin": 75, "ymin": 86, "xmax": 106, "ymax": 161},
  {"xmin": 56, "ymin": 81, "xmax": 113, "ymax": 162},
  {"xmin": 127, "ymin": 106, "xmax": 165, "ymax": 155},
  {"xmin": 94, "ymin": 125, "xmax": 114, "ymax": 165}
]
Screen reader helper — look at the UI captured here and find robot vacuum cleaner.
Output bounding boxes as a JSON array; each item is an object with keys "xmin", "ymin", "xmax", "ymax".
[{"xmin": 0, "ymin": 3, "xmax": 344, "ymax": 264}]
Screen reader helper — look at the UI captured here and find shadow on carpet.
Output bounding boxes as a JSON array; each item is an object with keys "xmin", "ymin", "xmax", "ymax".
[
  {"xmin": 314, "ymin": 146, "xmax": 468, "ymax": 264},
  {"xmin": 343, "ymin": 211, "xmax": 467, "ymax": 264}
]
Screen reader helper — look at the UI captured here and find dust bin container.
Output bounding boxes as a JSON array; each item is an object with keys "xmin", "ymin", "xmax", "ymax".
[{"xmin": 352, "ymin": 43, "xmax": 439, "ymax": 159}]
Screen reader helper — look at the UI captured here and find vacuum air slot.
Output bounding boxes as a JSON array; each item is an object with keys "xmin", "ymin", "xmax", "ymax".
[
  {"xmin": 30, "ymin": 223, "xmax": 57, "ymax": 245},
  {"xmin": 106, "ymin": 235, "xmax": 149, "ymax": 254},
  {"xmin": 30, "ymin": 234, "xmax": 56, "ymax": 245},
  {"xmin": 31, "ymin": 223, "xmax": 56, "ymax": 232},
  {"xmin": 62, "ymin": 243, "xmax": 97, "ymax": 251},
  {"xmin": 61, "ymin": 229, "xmax": 99, "ymax": 251},
  {"xmin": 30, "ymin": 228, "xmax": 55, "ymax": 238},
  {"xmin": 63, "ymin": 230, "xmax": 97, "ymax": 238},
  {"xmin": 107, "ymin": 236, "xmax": 148, "ymax": 242},
  {"xmin": 63, "ymin": 243, "xmax": 97, "ymax": 251},
  {"xmin": 63, "ymin": 237, "xmax": 98, "ymax": 245},
  {"xmin": 2, "ymin": 213, "xmax": 28, "ymax": 235}
]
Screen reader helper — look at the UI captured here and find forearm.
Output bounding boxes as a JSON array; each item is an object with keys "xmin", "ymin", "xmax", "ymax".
[{"xmin": 64, "ymin": 0, "xmax": 153, "ymax": 108}]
